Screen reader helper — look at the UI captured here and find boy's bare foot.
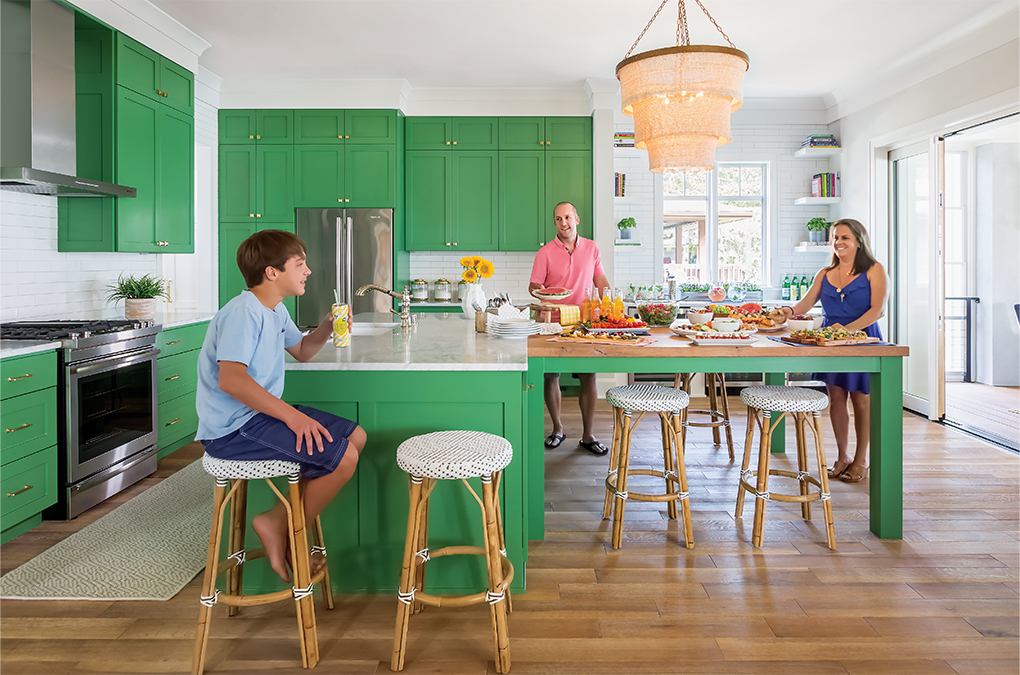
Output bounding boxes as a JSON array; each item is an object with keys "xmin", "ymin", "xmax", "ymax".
[{"xmin": 252, "ymin": 511, "xmax": 291, "ymax": 583}]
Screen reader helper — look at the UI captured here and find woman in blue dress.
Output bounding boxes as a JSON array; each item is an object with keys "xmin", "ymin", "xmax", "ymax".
[{"xmin": 781, "ymin": 219, "xmax": 888, "ymax": 483}]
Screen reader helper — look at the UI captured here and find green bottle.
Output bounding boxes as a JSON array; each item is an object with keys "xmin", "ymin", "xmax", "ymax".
[
  {"xmin": 800, "ymin": 274, "xmax": 810, "ymax": 299},
  {"xmin": 782, "ymin": 274, "xmax": 791, "ymax": 301}
]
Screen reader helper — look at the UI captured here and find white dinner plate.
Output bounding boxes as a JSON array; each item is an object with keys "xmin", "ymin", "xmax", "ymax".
[
  {"xmin": 670, "ymin": 325, "xmax": 757, "ymax": 338},
  {"xmin": 689, "ymin": 336, "xmax": 757, "ymax": 346}
]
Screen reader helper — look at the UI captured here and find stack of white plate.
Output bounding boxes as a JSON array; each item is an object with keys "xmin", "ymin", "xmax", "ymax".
[{"xmin": 488, "ymin": 317, "xmax": 540, "ymax": 339}]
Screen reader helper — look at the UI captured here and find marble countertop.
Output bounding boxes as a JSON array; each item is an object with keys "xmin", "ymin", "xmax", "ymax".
[
  {"xmin": 0, "ymin": 341, "xmax": 60, "ymax": 360},
  {"xmin": 286, "ymin": 312, "xmax": 527, "ymax": 371},
  {"xmin": 152, "ymin": 308, "xmax": 216, "ymax": 329}
]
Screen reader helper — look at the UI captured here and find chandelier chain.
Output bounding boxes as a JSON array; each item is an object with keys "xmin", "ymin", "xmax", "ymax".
[
  {"xmin": 692, "ymin": 0, "xmax": 736, "ymax": 48},
  {"xmin": 625, "ymin": 0, "xmax": 736, "ymax": 58},
  {"xmin": 624, "ymin": 0, "xmax": 671, "ymax": 59}
]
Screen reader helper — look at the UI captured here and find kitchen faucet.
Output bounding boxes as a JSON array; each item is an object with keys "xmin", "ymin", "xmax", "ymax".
[{"xmin": 355, "ymin": 284, "xmax": 417, "ymax": 330}]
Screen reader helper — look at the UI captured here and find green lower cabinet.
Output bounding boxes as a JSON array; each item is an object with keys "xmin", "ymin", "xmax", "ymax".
[
  {"xmin": 227, "ymin": 371, "xmax": 527, "ymax": 595},
  {"xmin": 157, "ymin": 391, "xmax": 200, "ymax": 450},
  {"xmin": 1, "ymin": 446, "xmax": 59, "ymax": 543}
]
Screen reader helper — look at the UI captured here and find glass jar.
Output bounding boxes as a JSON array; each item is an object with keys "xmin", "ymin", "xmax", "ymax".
[
  {"xmin": 433, "ymin": 278, "xmax": 452, "ymax": 302},
  {"xmin": 410, "ymin": 279, "xmax": 429, "ymax": 302},
  {"xmin": 457, "ymin": 280, "xmax": 467, "ymax": 303}
]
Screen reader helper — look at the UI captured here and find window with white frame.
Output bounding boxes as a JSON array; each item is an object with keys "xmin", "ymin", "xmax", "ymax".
[{"xmin": 662, "ymin": 163, "xmax": 766, "ymax": 287}]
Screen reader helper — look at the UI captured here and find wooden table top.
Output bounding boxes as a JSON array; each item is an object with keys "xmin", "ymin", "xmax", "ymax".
[{"xmin": 527, "ymin": 327, "xmax": 910, "ymax": 358}]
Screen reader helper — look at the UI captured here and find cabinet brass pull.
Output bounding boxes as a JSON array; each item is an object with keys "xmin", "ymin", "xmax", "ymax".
[
  {"xmin": 249, "ymin": 213, "xmax": 255, "ymax": 218},
  {"xmin": 7, "ymin": 373, "xmax": 34, "ymax": 382},
  {"xmin": 6, "ymin": 485, "xmax": 33, "ymax": 498},
  {"xmin": 256, "ymin": 135, "xmax": 261, "ymax": 139},
  {"xmin": 526, "ymin": 384, "xmax": 534, "ymax": 391},
  {"xmin": 539, "ymin": 141, "xmax": 544, "ymax": 145},
  {"xmin": 338, "ymin": 135, "xmax": 342, "ymax": 139},
  {"xmin": 156, "ymin": 89, "xmax": 163, "ymax": 96},
  {"xmin": 249, "ymin": 135, "xmax": 254, "ymax": 139},
  {"xmin": 165, "ymin": 374, "xmax": 180, "ymax": 381},
  {"xmin": 345, "ymin": 135, "xmax": 349, "ymax": 139},
  {"xmin": 165, "ymin": 340, "xmax": 181, "ymax": 345},
  {"xmin": 165, "ymin": 418, "xmax": 180, "ymax": 427},
  {"xmin": 546, "ymin": 141, "xmax": 550, "ymax": 146},
  {"xmin": 5, "ymin": 423, "xmax": 32, "ymax": 433},
  {"xmin": 452, "ymin": 141, "xmax": 457, "ymax": 145},
  {"xmin": 446, "ymin": 141, "xmax": 451, "ymax": 145}
]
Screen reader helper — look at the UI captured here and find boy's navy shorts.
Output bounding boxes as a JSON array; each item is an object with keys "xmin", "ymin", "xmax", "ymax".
[{"xmin": 202, "ymin": 405, "xmax": 357, "ymax": 479}]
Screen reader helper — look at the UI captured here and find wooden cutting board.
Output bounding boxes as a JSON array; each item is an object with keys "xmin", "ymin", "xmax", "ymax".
[
  {"xmin": 782, "ymin": 335, "xmax": 882, "ymax": 346},
  {"xmin": 546, "ymin": 335, "xmax": 654, "ymax": 347}
]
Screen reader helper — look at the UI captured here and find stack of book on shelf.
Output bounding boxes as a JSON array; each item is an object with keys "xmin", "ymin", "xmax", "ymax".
[
  {"xmin": 802, "ymin": 134, "xmax": 839, "ymax": 148},
  {"xmin": 614, "ymin": 173, "xmax": 626, "ymax": 197},
  {"xmin": 614, "ymin": 132, "xmax": 635, "ymax": 147},
  {"xmin": 811, "ymin": 172, "xmax": 841, "ymax": 198}
]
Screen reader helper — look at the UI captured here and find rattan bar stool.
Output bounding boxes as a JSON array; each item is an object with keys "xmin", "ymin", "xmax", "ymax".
[
  {"xmin": 735, "ymin": 385, "xmax": 836, "ymax": 550},
  {"xmin": 192, "ymin": 454, "xmax": 333, "ymax": 675},
  {"xmin": 392, "ymin": 430, "xmax": 514, "ymax": 673},
  {"xmin": 673, "ymin": 372, "xmax": 734, "ymax": 459},
  {"xmin": 602, "ymin": 384, "xmax": 693, "ymax": 549}
]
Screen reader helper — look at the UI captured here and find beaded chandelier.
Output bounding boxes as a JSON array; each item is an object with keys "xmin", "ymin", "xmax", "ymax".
[{"xmin": 617, "ymin": 0, "xmax": 749, "ymax": 172}]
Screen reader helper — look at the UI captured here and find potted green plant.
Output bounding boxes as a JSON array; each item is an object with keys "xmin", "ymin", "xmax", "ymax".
[
  {"xmin": 105, "ymin": 273, "xmax": 169, "ymax": 320},
  {"xmin": 616, "ymin": 217, "xmax": 637, "ymax": 240},
  {"xmin": 806, "ymin": 217, "xmax": 830, "ymax": 243}
]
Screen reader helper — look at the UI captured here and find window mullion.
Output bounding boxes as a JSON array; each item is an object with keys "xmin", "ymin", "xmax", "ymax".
[{"xmin": 707, "ymin": 169, "xmax": 719, "ymax": 283}]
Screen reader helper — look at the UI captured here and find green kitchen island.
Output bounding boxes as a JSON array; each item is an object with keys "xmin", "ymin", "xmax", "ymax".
[
  {"xmin": 525, "ymin": 328, "xmax": 909, "ymax": 541},
  {"xmin": 235, "ymin": 313, "xmax": 531, "ymax": 595}
]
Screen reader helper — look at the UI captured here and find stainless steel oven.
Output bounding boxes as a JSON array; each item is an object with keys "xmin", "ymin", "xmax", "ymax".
[{"xmin": 1, "ymin": 320, "xmax": 162, "ymax": 518}]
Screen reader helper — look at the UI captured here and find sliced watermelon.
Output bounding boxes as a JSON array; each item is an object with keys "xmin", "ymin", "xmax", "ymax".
[
  {"xmin": 740, "ymin": 302, "xmax": 763, "ymax": 313},
  {"xmin": 540, "ymin": 286, "xmax": 569, "ymax": 294}
]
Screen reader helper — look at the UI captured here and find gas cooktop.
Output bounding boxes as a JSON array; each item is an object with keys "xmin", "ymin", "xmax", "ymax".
[{"xmin": 0, "ymin": 319, "xmax": 156, "ymax": 341}]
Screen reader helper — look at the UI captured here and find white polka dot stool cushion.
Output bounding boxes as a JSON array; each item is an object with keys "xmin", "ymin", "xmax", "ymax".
[
  {"xmin": 740, "ymin": 385, "xmax": 828, "ymax": 413},
  {"xmin": 606, "ymin": 385, "xmax": 690, "ymax": 413},
  {"xmin": 397, "ymin": 431, "xmax": 513, "ymax": 480},
  {"xmin": 201, "ymin": 453, "xmax": 301, "ymax": 480}
]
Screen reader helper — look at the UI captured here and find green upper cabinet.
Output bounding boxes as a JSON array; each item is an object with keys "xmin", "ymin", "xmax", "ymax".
[
  {"xmin": 346, "ymin": 145, "xmax": 396, "ymax": 206},
  {"xmin": 546, "ymin": 151, "xmax": 592, "ymax": 240},
  {"xmin": 115, "ymin": 32, "xmax": 193, "ymax": 116},
  {"xmin": 346, "ymin": 110, "xmax": 398, "ymax": 144},
  {"xmin": 219, "ymin": 145, "xmax": 294, "ymax": 222},
  {"xmin": 498, "ymin": 117, "xmax": 592, "ymax": 150},
  {"xmin": 404, "ymin": 151, "xmax": 497, "ymax": 251},
  {"xmin": 114, "ymin": 88, "xmax": 194, "ymax": 253},
  {"xmin": 218, "ymin": 222, "xmax": 256, "ymax": 307},
  {"xmin": 219, "ymin": 109, "xmax": 294, "ymax": 144},
  {"xmin": 295, "ymin": 110, "xmax": 344, "ymax": 144},
  {"xmin": 294, "ymin": 145, "xmax": 344, "ymax": 206},
  {"xmin": 499, "ymin": 151, "xmax": 545, "ymax": 251},
  {"xmin": 546, "ymin": 117, "xmax": 592, "ymax": 150},
  {"xmin": 406, "ymin": 117, "xmax": 498, "ymax": 150}
]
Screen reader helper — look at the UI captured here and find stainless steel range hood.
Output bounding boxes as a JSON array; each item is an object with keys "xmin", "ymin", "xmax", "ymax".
[{"xmin": 0, "ymin": 0, "xmax": 135, "ymax": 197}]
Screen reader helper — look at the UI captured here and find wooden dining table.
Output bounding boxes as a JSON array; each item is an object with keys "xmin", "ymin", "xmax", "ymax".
[{"xmin": 525, "ymin": 327, "xmax": 909, "ymax": 541}]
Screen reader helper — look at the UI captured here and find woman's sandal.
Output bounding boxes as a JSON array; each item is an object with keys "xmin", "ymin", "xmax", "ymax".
[
  {"xmin": 579, "ymin": 439, "xmax": 609, "ymax": 456},
  {"xmin": 840, "ymin": 466, "xmax": 869, "ymax": 483},
  {"xmin": 827, "ymin": 462, "xmax": 850, "ymax": 479},
  {"xmin": 544, "ymin": 432, "xmax": 566, "ymax": 449}
]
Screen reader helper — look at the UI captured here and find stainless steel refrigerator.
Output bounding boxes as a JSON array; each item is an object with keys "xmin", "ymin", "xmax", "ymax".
[{"xmin": 295, "ymin": 208, "xmax": 394, "ymax": 328}]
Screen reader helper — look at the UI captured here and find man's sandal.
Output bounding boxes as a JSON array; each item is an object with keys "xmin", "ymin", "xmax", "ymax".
[
  {"xmin": 840, "ymin": 467, "xmax": 868, "ymax": 483},
  {"xmin": 544, "ymin": 432, "xmax": 566, "ymax": 449},
  {"xmin": 579, "ymin": 439, "xmax": 609, "ymax": 456}
]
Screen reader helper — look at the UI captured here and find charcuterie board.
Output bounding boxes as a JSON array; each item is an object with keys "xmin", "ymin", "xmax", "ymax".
[
  {"xmin": 782, "ymin": 335, "xmax": 882, "ymax": 346},
  {"xmin": 547, "ymin": 332, "xmax": 654, "ymax": 347}
]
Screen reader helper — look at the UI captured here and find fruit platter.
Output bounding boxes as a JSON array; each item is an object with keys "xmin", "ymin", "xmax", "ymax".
[
  {"xmin": 548, "ymin": 327, "xmax": 654, "ymax": 346},
  {"xmin": 697, "ymin": 302, "xmax": 782, "ymax": 332},
  {"xmin": 782, "ymin": 327, "xmax": 881, "ymax": 346},
  {"xmin": 583, "ymin": 316, "xmax": 648, "ymax": 334},
  {"xmin": 670, "ymin": 320, "xmax": 757, "ymax": 338},
  {"xmin": 532, "ymin": 286, "xmax": 572, "ymax": 300}
]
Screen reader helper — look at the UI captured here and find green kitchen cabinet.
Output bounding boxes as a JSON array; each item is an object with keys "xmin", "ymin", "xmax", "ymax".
[
  {"xmin": 498, "ymin": 117, "xmax": 592, "ymax": 150},
  {"xmin": 156, "ymin": 322, "xmax": 209, "ymax": 459},
  {"xmin": 294, "ymin": 145, "xmax": 344, "ymax": 206},
  {"xmin": 346, "ymin": 109, "xmax": 398, "ymax": 144},
  {"xmin": 115, "ymin": 32, "xmax": 193, "ymax": 116},
  {"xmin": 405, "ymin": 151, "xmax": 497, "ymax": 251},
  {"xmin": 59, "ymin": 27, "xmax": 195, "ymax": 253},
  {"xmin": 219, "ymin": 145, "xmax": 294, "ymax": 223},
  {"xmin": 115, "ymin": 88, "xmax": 195, "ymax": 253},
  {"xmin": 1, "ymin": 352, "xmax": 59, "ymax": 545},
  {"xmin": 346, "ymin": 145, "xmax": 396, "ymax": 207},
  {"xmin": 406, "ymin": 117, "xmax": 498, "ymax": 150},
  {"xmin": 295, "ymin": 110, "xmax": 345, "ymax": 144},
  {"xmin": 498, "ymin": 150, "xmax": 592, "ymax": 251},
  {"xmin": 218, "ymin": 221, "xmax": 295, "ymax": 319},
  {"xmin": 218, "ymin": 109, "xmax": 294, "ymax": 144}
]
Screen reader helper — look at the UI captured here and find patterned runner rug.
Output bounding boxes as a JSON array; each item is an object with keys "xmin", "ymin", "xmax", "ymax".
[{"xmin": 1, "ymin": 460, "xmax": 213, "ymax": 601}]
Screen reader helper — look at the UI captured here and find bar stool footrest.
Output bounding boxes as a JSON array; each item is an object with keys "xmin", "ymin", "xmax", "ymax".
[
  {"xmin": 606, "ymin": 470, "xmax": 689, "ymax": 503},
  {"xmin": 738, "ymin": 470, "xmax": 828, "ymax": 504}
]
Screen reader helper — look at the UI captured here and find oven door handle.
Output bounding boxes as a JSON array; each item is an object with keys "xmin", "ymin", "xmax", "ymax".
[{"xmin": 68, "ymin": 347, "xmax": 160, "ymax": 376}]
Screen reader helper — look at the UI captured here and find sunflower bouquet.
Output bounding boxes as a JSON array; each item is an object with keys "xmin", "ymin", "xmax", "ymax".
[{"xmin": 460, "ymin": 255, "xmax": 494, "ymax": 284}]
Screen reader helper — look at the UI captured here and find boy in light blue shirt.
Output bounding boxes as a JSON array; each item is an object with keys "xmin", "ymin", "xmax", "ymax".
[{"xmin": 197, "ymin": 229, "xmax": 365, "ymax": 582}]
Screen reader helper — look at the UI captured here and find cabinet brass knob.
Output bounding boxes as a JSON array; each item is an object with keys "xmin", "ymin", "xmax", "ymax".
[
  {"xmin": 345, "ymin": 135, "xmax": 349, "ymax": 139},
  {"xmin": 5, "ymin": 423, "xmax": 31, "ymax": 434},
  {"xmin": 339, "ymin": 199, "xmax": 343, "ymax": 202},
  {"xmin": 539, "ymin": 141, "xmax": 544, "ymax": 145},
  {"xmin": 338, "ymin": 135, "xmax": 342, "ymax": 139},
  {"xmin": 446, "ymin": 242, "xmax": 451, "ymax": 246},
  {"xmin": 249, "ymin": 135, "xmax": 254, "ymax": 139},
  {"xmin": 6, "ymin": 485, "xmax": 33, "ymax": 498},
  {"xmin": 452, "ymin": 141, "xmax": 457, "ymax": 145},
  {"xmin": 250, "ymin": 214, "xmax": 255, "ymax": 218},
  {"xmin": 345, "ymin": 199, "xmax": 350, "ymax": 203},
  {"xmin": 256, "ymin": 135, "xmax": 261, "ymax": 139},
  {"xmin": 446, "ymin": 141, "xmax": 451, "ymax": 145},
  {"xmin": 6, "ymin": 373, "xmax": 33, "ymax": 382},
  {"xmin": 256, "ymin": 214, "xmax": 261, "ymax": 218}
]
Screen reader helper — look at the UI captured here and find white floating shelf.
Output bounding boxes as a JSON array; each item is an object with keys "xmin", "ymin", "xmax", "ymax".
[
  {"xmin": 795, "ymin": 242, "xmax": 832, "ymax": 253},
  {"xmin": 794, "ymin": 197, "xmax": 842, "ymax": 205},
  {"xmin": 613, "ymin": 147, "xmax": 645, "ymax": 158},
  {"xmin": 794, "ymin": 147, "xmax": 842, "ymax": 158},
  {"xmin": 614, "ymin": 239, "xmax": 642, "ymax": 246},
  {"xmin": 614, "ymin": 197, "xmax": 645, "ymax": 204}
]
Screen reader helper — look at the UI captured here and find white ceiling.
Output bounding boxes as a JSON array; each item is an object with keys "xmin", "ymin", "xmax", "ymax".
[{"xmin": 148, "ymin": 0, "xmax": 1016, "ymax": 107}]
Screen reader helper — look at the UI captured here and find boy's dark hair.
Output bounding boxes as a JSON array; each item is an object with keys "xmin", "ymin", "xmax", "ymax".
[{"xmin": 237, "ymin": 229, "xmax": 307, "ymax": 288}]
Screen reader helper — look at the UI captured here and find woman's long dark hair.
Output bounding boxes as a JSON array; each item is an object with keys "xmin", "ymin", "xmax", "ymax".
[{"xmin": 826, "ymin": 218, "xmax": 878, "ymax": 276}]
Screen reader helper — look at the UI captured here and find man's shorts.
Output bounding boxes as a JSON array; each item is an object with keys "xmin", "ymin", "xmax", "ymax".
[{"xmin": 202, "ymin": 405, "xmax": 357, "ymax": 479}]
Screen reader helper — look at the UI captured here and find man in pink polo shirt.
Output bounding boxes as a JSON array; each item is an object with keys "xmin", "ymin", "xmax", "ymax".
[{"xmin": 529, "ymin": 201, "xmax": 611, "ymax": 455}]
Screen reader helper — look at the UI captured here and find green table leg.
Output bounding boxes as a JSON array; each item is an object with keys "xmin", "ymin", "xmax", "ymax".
[
  {"xmin": 765, "ymin": 372, "xmax": 786, "ymax": 453},
  {"xmin": 527, "ymin": 359, "xmax": 546, "ymax": 541},
  {"xmin": 870, "ymin": 356, "xmax": 903, "ymax": 538}
]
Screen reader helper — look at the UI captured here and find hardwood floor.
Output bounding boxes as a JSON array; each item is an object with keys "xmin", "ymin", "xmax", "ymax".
[
  {"xmin": 2, "ymin": 398, "xmax": 1018, "ymax": 674},
  {"xmin": 945, "ymin": 382, "xmax": 1020, "ymax": 449}
]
